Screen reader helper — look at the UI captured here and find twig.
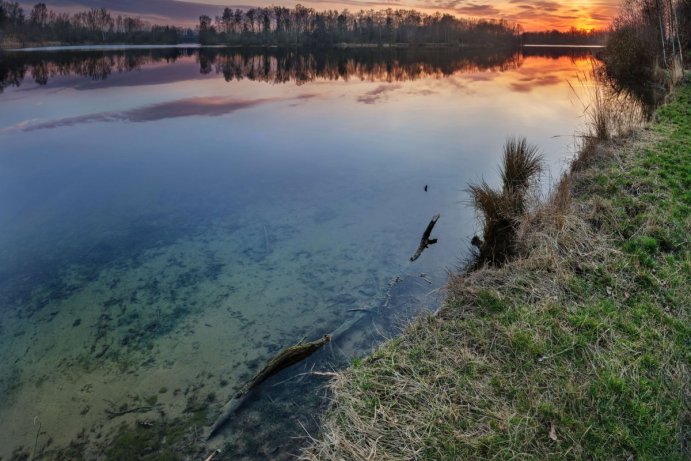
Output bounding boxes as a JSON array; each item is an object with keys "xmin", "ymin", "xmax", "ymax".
[
  {"xmin": 104, "ymin": 405, "xmax": 153, "ymax": 419},
  {"xmin": 308, "ymin": 371, "xmax": 339, "ymax": 378},
  {"xmin": 31, "ymin": 416, "xmax": 41, "ymax": 461},
  {"xmin": 204, "ymin": 449, "xmax": 221, "ymax": 461},
  {"xmin": 347, "ymin": 307, "xmax": 372, "ymax": 313},
  {"xmin": 263, "ymin": 225, "xmax": 270, "ymax": 254}
]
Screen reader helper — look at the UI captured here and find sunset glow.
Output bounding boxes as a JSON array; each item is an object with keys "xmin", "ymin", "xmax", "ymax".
[{"xmin": 26, "ymin": 0, "xmax": 620, "ymax": 31}]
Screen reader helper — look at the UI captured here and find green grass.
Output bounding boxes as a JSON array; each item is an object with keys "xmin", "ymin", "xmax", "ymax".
[{"xmin": 303, "ymin": 78, "xmax": 690, "ymax": 460}]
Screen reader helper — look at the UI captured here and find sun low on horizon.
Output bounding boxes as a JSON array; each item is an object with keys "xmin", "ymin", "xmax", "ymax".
[{"xmin": 31, "ymin": 0, "xmax": 621, "ymax": 31}]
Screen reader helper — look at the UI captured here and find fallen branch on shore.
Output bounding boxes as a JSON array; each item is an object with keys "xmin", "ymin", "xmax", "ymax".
[
  {"xmin": 410, "ymin": 214, "xmax": 440, "ymax": 262},
  {"xmin": 207, "ymin": 334, "xmax": 331, "ymax": 439}
]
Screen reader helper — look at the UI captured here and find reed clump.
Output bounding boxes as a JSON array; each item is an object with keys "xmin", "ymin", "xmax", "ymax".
[
  {"xmin": 468, "ymin": 137, "xmax": 542, "ymax": 267},
  {"xmin": 569, "ymin": 63, "xmax": 647, "ymax": 173}
]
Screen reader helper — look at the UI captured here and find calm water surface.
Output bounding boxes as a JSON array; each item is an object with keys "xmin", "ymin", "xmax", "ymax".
[{"xmin": 0, "ymin": 47, "xmax": 596, "ymax": 459}]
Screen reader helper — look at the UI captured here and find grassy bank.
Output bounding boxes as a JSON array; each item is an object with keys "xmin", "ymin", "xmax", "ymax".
[{"xmin": 303, "ymin": 77, "xmax": 690, "ymax": 460}]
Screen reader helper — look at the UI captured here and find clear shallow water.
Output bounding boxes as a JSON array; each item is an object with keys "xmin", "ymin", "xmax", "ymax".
[{"xmin": 0, "ymin": 47, "xmax": 597, "ymax": 459}]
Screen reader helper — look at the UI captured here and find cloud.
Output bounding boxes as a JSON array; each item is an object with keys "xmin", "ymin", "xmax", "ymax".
[
  {"xmin": 1, "ymin": 94, "xmax": 317, "ymax": 133},
  {"xmin": 19, "ymin": 0, "xmax": 404, "ymax": 23},
  {"xmin": 453, "ymin": 3, "xmax": 501, "ymax": 16},
  {"xmin": 19, "ymin": 0, "xmax": 228, "ymax": 23}
]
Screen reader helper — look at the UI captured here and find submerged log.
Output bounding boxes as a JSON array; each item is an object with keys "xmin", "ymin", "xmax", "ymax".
[
  {"xmin": 410, "ymin": 213, "xmax": 440, "ymax": 262},
  {"xmin": 246, "ymin": 334, "xmax": 330, "ymax": 391},
  {"xmin": 207, "ymin": 334, "xmax": 331, "ymax": 439}
]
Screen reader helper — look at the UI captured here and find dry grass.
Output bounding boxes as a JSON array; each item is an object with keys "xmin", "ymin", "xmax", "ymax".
[
  {"xmin": 569, "ymin": 64, "xmax": 647, "ymax": 173},
  {"xmin": 301, "ymin": 79, "xmax": 690, "ymax": 460},
  {"xmin": 572, "ymin": 64, "xmax": 647, "ymax": 142},
  {"xmin": 501, "ymin": 137, "xmax": 543, "ymax": 193}
]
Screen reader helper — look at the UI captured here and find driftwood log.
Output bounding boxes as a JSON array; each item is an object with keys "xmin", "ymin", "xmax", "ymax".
[
  {"xmin": 207, "ymin": 334, "xmax": 331, "ymax": 439},
  {"xmin": 410, "ymin": 213, "xmax": 440, "ymax": 262}
]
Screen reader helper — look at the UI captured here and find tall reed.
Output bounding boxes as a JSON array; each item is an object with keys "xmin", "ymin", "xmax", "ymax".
[{"xmin": 569, "ymin": 63, "xmax": 646, "ymax": 171}]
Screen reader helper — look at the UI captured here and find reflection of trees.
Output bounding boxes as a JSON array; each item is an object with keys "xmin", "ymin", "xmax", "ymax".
[
  {"xmin": 1, "ymin": 47, "xmax": 610, "ymax": 92},
  {"xmin": 1, "ymin": 47, "xmax": 522, "ymax": 91},
  {"xmin": 205, "ymin": 48, "xmax": 523, "ymax": 84},
  {"xmin": 0, "ymin": 48, "xmax": 194, "ymax": 93},
  {"xmin": 520, "ymin": 47, "xmax": 600, "ymax": 60}
]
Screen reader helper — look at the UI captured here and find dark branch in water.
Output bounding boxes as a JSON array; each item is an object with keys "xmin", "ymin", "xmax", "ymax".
[{"xmin": 410, "ymin": 214, "xmax": 440, "ymax": 262}]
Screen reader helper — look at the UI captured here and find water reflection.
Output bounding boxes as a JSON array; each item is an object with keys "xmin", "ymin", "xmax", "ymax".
[
  {"xmin": 1, "ymin": 96, "xmax": 313, "ymax": 133},
  {"xmin": 0, "ymin": 46, "xmax": 604, "ymax": 93},
  {"xmin": 0, "ymin": 45, "xmax": 612, "ymax": 460}
]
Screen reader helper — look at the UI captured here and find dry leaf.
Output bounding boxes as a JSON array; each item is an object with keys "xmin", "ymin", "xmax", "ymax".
[{"xmin": 549, "ymin": 422, "xmax": 558, "ymax": 442}]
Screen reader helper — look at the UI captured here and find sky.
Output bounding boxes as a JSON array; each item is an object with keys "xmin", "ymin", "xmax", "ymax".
[{"xmin": 20, "ymin": 0, "xmax": 621, "ymax": 31}]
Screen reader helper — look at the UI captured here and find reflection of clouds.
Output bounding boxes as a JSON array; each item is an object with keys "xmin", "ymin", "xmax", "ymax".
[
  {"xmin": 357, "ymin": 84, "xmax": 403, "ymax": 104},
  {"xmin": 464, "ymin": 72, "xmax": 501, "ymax": 82},
  {"xmin": 508, "ymin": 59, "xmax": 573, "ymax": 92},
  {"xmin": 510, "ymin": 74, "xmax": 561, "ymax": 92},
  {"xmin": 1, "ymin": 94, "xmax": 317, "ymax": 133},
  {"xmin": 419, "ymin": 55, "xmax": 589, "ymax": 96},
  {"xmin": 408, "ymin": 88, "xmax": 437, "ymax": 96},
  {"xmin": 428, "ymin": 71, "xmax": 499, "ymax": 95}
]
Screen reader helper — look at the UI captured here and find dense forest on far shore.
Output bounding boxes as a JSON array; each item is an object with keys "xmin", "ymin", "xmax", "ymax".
[
  {"xmin": 197, "ymin": 6, "xmax": 521, "ymax": 47},
  {"xmin": 0, "ymin": 1, "xmax": 195, "ymax": 45},
  {"xmin": 0, "ymin": 2, "xmax": 522, "ymax": 48}
]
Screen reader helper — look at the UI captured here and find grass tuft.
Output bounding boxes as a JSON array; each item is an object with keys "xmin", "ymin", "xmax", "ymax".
[
  {"xmin": 501, "ymin": 137, "xmax": 543, "ymax": 193},
  {"xmin": 469, "ymin": 137, "xmax": 543, "ymax": 266}
]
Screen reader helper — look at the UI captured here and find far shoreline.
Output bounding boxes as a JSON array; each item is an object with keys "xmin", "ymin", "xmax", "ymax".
[
  {"xmin": 1, "ymin": 41, "xmax": 605, "ymax": 52},
  {"xmin": 522, "ymin": 43, "xmax": 605, "ymax": 48}
]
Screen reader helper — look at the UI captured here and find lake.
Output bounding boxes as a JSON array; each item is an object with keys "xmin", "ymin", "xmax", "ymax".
[{"xmin": 0, "ymin": 46, "xmax": 598, "ymax": 459}]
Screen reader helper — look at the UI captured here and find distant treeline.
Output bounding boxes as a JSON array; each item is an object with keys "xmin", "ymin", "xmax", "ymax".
[
  {"xmin": 0, "ymin": 1, "xmax": 195, "ymax": 45},
  {"xmin": 522, "ymin": 28, "xmax": 608, "ymax": 45},
  {"xmin": 199, "ymin": 6, "xmax": 521, "ymax": 47}
]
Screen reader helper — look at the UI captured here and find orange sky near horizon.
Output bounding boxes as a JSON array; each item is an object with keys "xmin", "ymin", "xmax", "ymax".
[
  {"xmin": 27, "ymin": 0, "xmax": 622, "ymax": 32},
  {"xmin": 179, "ymin": 0, "xmax": 620, "ymax": 31}
]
